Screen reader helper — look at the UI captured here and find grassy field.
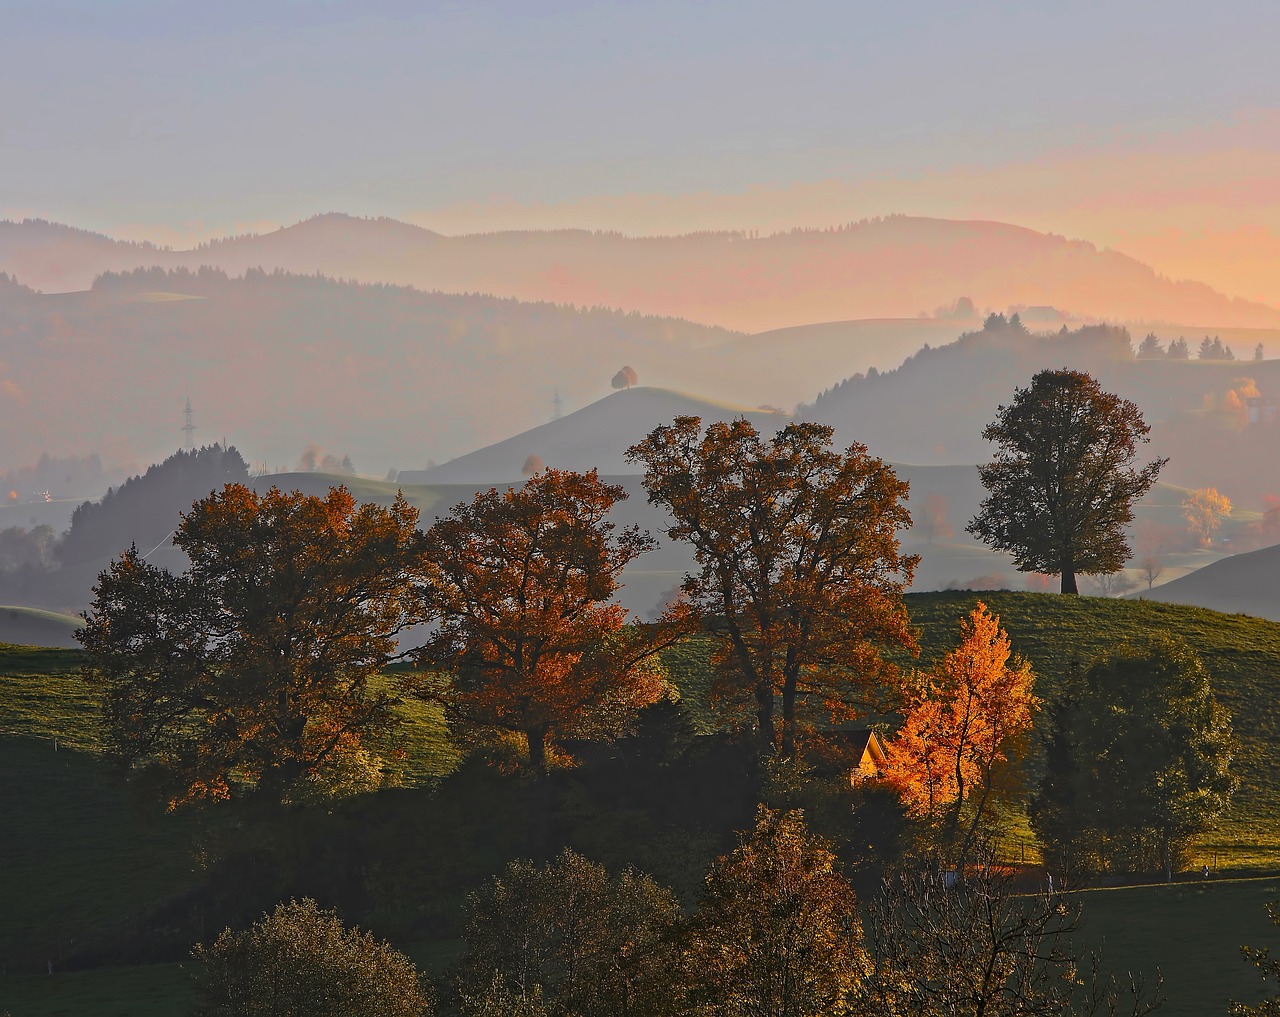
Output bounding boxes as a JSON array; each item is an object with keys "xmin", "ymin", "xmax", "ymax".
[{"xmin": 3, "ymin": 592, "xmax": 1280, "ymax": 1011}]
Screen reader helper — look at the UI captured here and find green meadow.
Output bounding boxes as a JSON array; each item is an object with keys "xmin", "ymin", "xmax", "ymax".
[{"xmin": 4, "ymin": 592, "xmax": 1280, "ymax": 1014}]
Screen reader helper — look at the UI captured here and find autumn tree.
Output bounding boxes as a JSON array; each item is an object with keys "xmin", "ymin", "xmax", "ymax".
[
  {"xmin": 79, "ymin": 484, "xmax": 424, "ymax": 808},
  {"xmin": 1183, "ymin": 486, "xmax": 1232, "ymax": 547},
  {"xmin": 627, "ymin": 417, "xmax": 918, "ymax": 758},
  {"xmin": 967, "ymin": 369, "xmax": 1166, "ymax": 594},
  {"xmin": 1138, "ymin": 555, "xmax": 1164, "ymax": 590},
  {"xmin": 882, "ymin": 602, "xmax": 1037, "ymax": 862},
  {"xmin": 458, "ymin": 849, "xmax": 683, "ymax": 1017},
  {"xmin": 612, "ymin": 365, "xmax": 639, "ymax": 390},
  {"xmin": 191, "ymin": 899, "xmax": 434, "ymax": 1017},
  {"xmin": 414, "ymin": 469, "xmax": 690, "ymax": 770},
  {"xmin": 687, "ymin": 807, "xmax": 868, "ymax": 1017},
  {"xmin": 1030, "ymin": 635, "xmax": 1237, "ymax": 879}
]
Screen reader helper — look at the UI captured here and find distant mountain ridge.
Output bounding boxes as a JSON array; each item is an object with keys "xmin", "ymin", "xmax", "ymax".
[{"xmin": 3, "ymin": 213, "xmax": 1277, "ymax": 332}]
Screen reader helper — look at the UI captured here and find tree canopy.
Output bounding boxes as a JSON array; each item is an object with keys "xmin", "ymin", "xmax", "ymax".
[
  {"xmin": 627, "ymin": 416, "xmax": 918, "ymax": 758},
  {"xmin": 687, "ymin": 807, "xmax": 868, "ymax": 1017},
  {"xmin": 413, "ymin": 468, "xmax": 691, "ymax": 770},
  {"xmin": 191, "ymin": 898, "xmax": 434, "ymax": 1017},
  {"xmin": 458, "ymin": 849, "xmax": 682, "ymax": 1017},
  {"xmin": 1030, "ymin": 634, "xmax": 1237, "ymax": 878},
  {"xmin": 883, "ymin": 601, "xmax": 1037, "ymax": 862},
  {"xmin": 967, "ymin": 369, "xmax": 1166, "ymax": 594},
  {"xmin": 79, "ymin": 483, "xmax": 423, "ymax": 807}
]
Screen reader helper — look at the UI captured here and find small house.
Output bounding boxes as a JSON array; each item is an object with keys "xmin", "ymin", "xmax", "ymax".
[{"xmin": 832, "ymin": 727, "xmax": 888, "ymax": 784}]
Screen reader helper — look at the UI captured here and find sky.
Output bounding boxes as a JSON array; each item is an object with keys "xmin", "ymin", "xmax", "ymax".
[{"xmin": 3, "ymin": 0, "xmax": 1279, "ymax": 303}]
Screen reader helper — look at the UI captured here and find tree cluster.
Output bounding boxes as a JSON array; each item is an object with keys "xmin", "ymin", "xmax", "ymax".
[
  {"xmin": 1031, "ymin": 635, "xmax": 1237, "ymax": 879},
  {"xmin": 454, "ymin": 809, "xmax": 1159, "ymax": 1017}
]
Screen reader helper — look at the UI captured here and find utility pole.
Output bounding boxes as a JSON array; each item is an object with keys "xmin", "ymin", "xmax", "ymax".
[{"xmin": 182, "ymin": 397, "xmax": 196, "ymax": 450}]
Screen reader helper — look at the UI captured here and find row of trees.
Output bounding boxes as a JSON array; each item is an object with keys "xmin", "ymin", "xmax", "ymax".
[
  {"xmin": 1136, "ymin": 332, "xmax": 1262, "ymax": 361},
  {"xmin": 82, "ymin": 417, "xmax": 926, "ymax": 805},
  {"xmin": 190, "ymin": 809, "xmax": 1163, "ymax": 1017},
  {"xmin": 82, "ymin": 369, "xmax": 1182, "ymax": 806}
]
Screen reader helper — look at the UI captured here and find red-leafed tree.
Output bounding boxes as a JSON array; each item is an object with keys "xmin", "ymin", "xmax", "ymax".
[
  {"xmin": 627, "ymin": 416, "xmax": 918, "ymax": 759},
  {"xmin": 79, "ymin": 484, "xmax": 425, "ymax": 808},
  {"xmin": 414, "ymin": 469, "xmax": 691, "ymax": 770}
]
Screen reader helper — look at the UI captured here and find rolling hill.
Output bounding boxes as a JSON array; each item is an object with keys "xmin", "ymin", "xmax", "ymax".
[
  {"xmin": 804, "ymin": 320, "xmax": 1280, "ymax": 504},
  {"xmin": 4, "ymin": 214, "xmax": 1280, "ymax": 333},
  {"xmin": 408, "ymin": 386, "xmax": 786, "ymax": 484},
  {"xmin": 1131, "ymin": 543, "xmax": 1280, "ymax": 621}
]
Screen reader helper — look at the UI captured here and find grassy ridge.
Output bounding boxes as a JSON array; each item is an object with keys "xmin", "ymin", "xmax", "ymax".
[{"xmin": 904, "ymin": 592, "xmax": 1280, "ymax": 869}]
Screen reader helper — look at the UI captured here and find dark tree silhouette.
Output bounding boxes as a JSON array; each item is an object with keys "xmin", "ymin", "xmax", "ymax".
[
  {"xmin": 611, "ymin": 365, "xmax": 639, "ymax": 390},
  {"xmin": 967, "ymin": 370, "xmax": 1165, "ymax": 594},
  {"xmin": 1137, "ymin": 333, "xmax": 1163, "ymax": 358},
  {"xmin": 79, "ymin": 484, "xmax": 424, "ymax": 807}
]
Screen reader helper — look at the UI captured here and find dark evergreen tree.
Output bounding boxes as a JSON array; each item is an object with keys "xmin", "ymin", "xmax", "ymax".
[{"xmin": 1137, "ymin": 333, "xmax": 1163, "ymax": 358}]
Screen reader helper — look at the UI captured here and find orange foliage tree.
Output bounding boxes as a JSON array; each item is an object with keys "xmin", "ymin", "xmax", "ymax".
[
  {"xmin": 414, "ymin": 469, "xmax": 691, "ymax": 770},
  {"xmin": 80, "ymin": 484, "xmax": 425, "ymax": 808},
  {"xmin": 627, "ymin": 417, "xmax": 918, "ymax": 759},
  {"xmin": 883, "ymin": 601, "xmax": 1038, "ymax": 859},
  {"xmin": 1182, "ymin": 486, "xmax": 1231, "ymax": 547}
]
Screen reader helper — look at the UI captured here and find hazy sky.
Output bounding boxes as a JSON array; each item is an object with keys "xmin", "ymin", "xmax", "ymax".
[{"xmin": 3, "ymin": 0, "xmax": 1279, "ymax": 301}]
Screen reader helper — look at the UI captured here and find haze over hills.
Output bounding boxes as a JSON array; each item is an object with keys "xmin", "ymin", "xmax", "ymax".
[
  {"xmin": 408, "ymin": 387, "xmax": 787, "ymax": 485},
  {"xmin": 4, "ymin": 214, "xmax": 1279, "ymax": 333},
  {"xmin": 0, "ymin": 267, "xmax": 742, "ymax": 474},
  {"xmin": 804, "ymin": 319, "xmax": 1280, "ymax": 505}
]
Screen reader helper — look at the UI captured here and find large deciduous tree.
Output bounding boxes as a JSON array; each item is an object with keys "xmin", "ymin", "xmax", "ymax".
[
  {"xmin": 414, "ymin": 468, "xmax": 690, "ymax": 771},
  {"xmin": 1030, "ymin": 635, "xmax": 1237, "ymax": 880},
  {"xmin": 882, "ymin": 601, "xmax": 1037, "ymax": 862},
  {"xmin": 79, "ymin": 484, "xmax": 423, "ymax": 808},
  {"xmin": 967, "ymin": 369, "xmax": 1166, "ymax": 594},
  {"xmin": 626, "ymin": 417, "xmax": 918, "ymax": 758},
  {"xmin": 687, "ymin": 807, "xmax": 868, "ymax": 1017},
  {"xmin": 458, "ymin": 849, "xmax": 683, "ymax": 1017}
]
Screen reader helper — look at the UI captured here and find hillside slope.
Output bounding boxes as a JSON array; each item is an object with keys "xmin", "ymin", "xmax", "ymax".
[
  {"xmin": 411, "ymin": 386, "xmax": 787, "ymax": 484},
  {"xmin": 1130, "ymin": 543, "xmax": 1280, "ymax": 621},
  {"xmin": 804, "ymin": 321, "xmax": 1280, "ymax": 503}
]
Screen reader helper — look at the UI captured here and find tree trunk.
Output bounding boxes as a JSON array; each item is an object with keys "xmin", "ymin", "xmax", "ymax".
[
  {"xmin": 780, "ymin": 674, "xmax": 797, "ymax": 759},
  {"xmin": 527, "ymin": 723, "xmax": 549, "ymax": 771},
  {"xmin": 755, "ymin": 681, "xmax": 776, "ymax": 752},
  {"xmin": 1060, "ymin": 560, "xmax": 1078, "ymax": 595}
]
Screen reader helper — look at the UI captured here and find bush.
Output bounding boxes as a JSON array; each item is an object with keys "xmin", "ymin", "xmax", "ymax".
[{"xmin": 190, "ymin": 898, "xmax": 434, "ymax": 1017}]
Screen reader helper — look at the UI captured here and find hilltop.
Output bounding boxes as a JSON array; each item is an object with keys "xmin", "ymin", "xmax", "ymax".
[
  {"xmin": 409, "ymin": 386, "xmax": 786, "ymax": 484},
  {"xmin": 4, "ymin": 214, "xmax": 1279, "ymax": 333},
  {"xmin": 0, "ymin": 267, "xmax": 739, "ymax": 477},
  {"xmin": 804, "ymin": 320, "xmax": 1280, "ymax": 504}
]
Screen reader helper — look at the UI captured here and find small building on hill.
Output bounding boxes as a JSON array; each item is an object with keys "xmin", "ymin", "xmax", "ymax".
[{"xmin": 832, "ymin": 727, "xmax": 888, "ymax": 784}]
